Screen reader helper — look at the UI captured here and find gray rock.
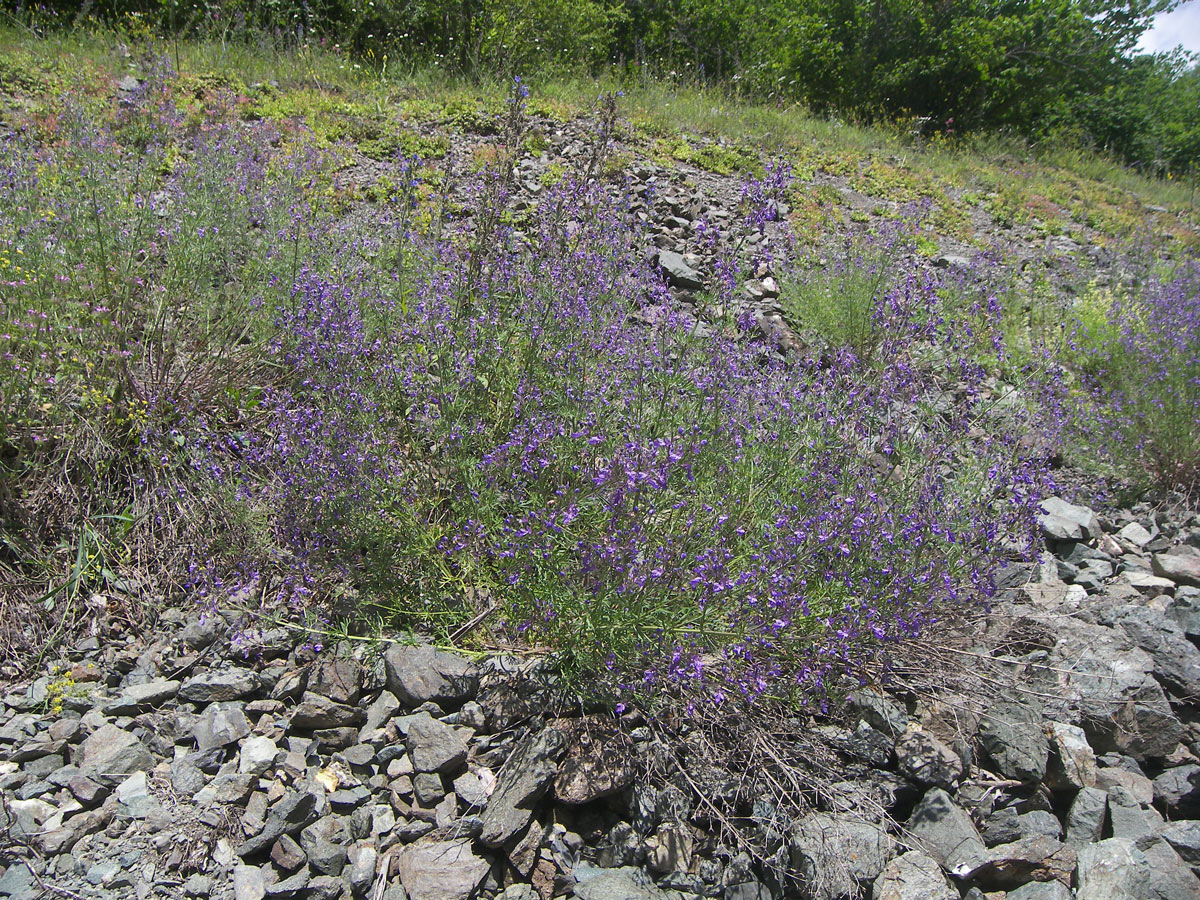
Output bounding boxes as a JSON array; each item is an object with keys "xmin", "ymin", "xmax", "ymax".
[
  {"xmin": 171, "ymin": 758, "xmax": 207, "ymax": 795},
  {"xmin": 847, "ymin": 690, "xmax": 909, "ymax": 736},
  {"xmin": 1161, "ymin": 819, "xmax": 1200, "ymax": 865},
  {"xmin": 290, "ymin": 692, "xmax": 365, "ymax": 730},
  {"xmin": 194, "ymin": 772, "xmax": 256, "ymax": 806},
  {"xmin": 232, "ymin": 865, "xmax": 267, "ymax": 900},
  {"xmin": 971, "ymin": 835, "xmax": 1075, "ymax": 889},
  {"xmin": 894, "ymin": 729, "xmax": 963, "ymax": 789},
  {"xmin": 1038, "ymin": 497, "xmax": 1102, "ymax": 542},
  {"xmin": 102, "ymin": 679, "xmax": 180, "ymax": 715},
  {"xmin": 553, "ymin": 717, "xmax": 636, "ymax": 804},
  {"xmin": 1139, "ymin": 835, "xmax": 1200, "ymax": 900},
  {"xmin": 480, "ymin": 727, "xmax": 566, "ymax": 847},
  {"xmin": 1006, "ymin": 881, "xmax": 1073, "ymax": 900},
  {"xmin": 572, "ymin": 866, "xmax": 669, "ymax": 900},
  {"xmin": 78, "ymin": 723, "xmax": 154, "ymax": 782},
  {"xmin": 981, "ymin": 807, "xmax": 1062, "ymax": 845},
  {"xmin": 308, "ymin": 656, "xmax": 361, "ymax": 705},
  {"xmin": 0, "ymin": 860, "xmax": 39, "ymax": 900},
  {"xmin": 264, "ymin": 869, "xmax": 310, "ymax": 898},
  {"xmin": 1153, "ymin": 765, "xmax": 1200, "ymax": 814},
  {"xmin": 646, "ymin": 821, "xmax": 694, "ymax": 875},
  {"xmin": 1169, "ymin": 586, "xmax": 1200, "ymax": 637},
  {"xmin": 871, "ymin": 851, "xmax": 957, "ymax": 900},
  {"xmin": 239, "ymin": 736, "xmax": 279, "ymax": 776},
  {"xmin": 1066, "ymin": 786, "xmax": 1108, "ymax": 847},
  {"xmin": 1031, "ymin": 618, "xmax": 1182, "ymax": 760},
  {"xmin": 115, "ymin": 770, "xmax": 160, "ymax": 818},
  {"xmin": 397, "ymin": 839, "xmax": 490, "ymax": 900},
  {"xmin": 361, "ymin": 691, "xmax": 401, "ymax": 735},
  {"xmin": 1047, "ymin": 721, "xmax": 1097, "ymax": 790},
  {"xmin": 657, "ymin": 250, "xmax": 705, "ymax": 290},
  {"xmin": 933, "ymin": 254, "xmax": 971, "ymax": 270},
  {"xmin": 979, "ymin": 702, "xmax": 1049, "ymax": 782},
  {"xmin": 406, "ymin": 713, "xmax": 469, "ymax": 773},
  {"xmin": 1076, "ymin": 838, "xmax": 1150, "ymax": 899},
  {"xmin": 790, "ymin": 812, "xmax": 893, "ymax": 900},
  {"xmin": 346, "ymin": 840, "xmax": 378, "ymax": 894},
  {"xmin": 193, "ymin": 701, "xmax": 251, "ymax": 750},
  {"xmin": 237, "ymin": 789, "xmax": 322, "ymax": 857},
  {"xmin": 905, "ymin": 788, "xmax": 990, "ymax": 878},
  {"xmin": 1153, "ymin": 545, "xmax": 1200, "ymax": 586},
  {"xmin": 1113, "ymin": 606, "xmax": 1200, "ymax": 699},
  {"xmin": 181, "ymin": 616, "xmax": 224, "ymax": 650},
  {"xmin": 178, "ymin": 668, "xmax": 260, "ymax": 703},
  {"xmin": 412, "ymin": 772, "xmax": 445, "ymax": 806},
  {"xmin": 384, "ymin": 645, "xmax": 478, "ymax": 709},
  {"xmin": 300, "ymin": 815, "xmax": 349, "ymax": 875},
  {"xmin": 1118, "ymin": 521, "xmax": 1154, "ymax": 547},
  {"xmin": 307, "ymin": 875, "xmax": 345, "ymax": 900}
]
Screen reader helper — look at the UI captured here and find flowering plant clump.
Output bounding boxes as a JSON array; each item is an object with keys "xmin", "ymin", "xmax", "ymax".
[
  {"xmin": 212, "ymin": 90, "xmax": 1058, "ymax": 704},
  {"xmin": 1069, "ymin": 265, "xmax": 1200, "ymax": 495}
]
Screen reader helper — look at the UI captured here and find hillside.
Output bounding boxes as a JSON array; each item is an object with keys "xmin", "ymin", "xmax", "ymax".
[{"xmin": 0, "ymin": 23, "xmax": 1199, "ymax": 900}]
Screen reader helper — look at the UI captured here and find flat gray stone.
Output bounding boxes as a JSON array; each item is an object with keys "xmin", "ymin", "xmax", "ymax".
[
  {"xmin": 78, "ymin": 723, "xmax": 154, "ymax": 782},
  {"xmin": 406, "ymin": 713, "xmax": 469, "ymax": 774},
  {"xmin": 572, "ymin": 866, "xmax": 670, "ymax": 900},
  {"xmin": 479, "ymin": 727, "xmax": 566, "ymax": 847},
  {"xmin": 1076, "ymin": 838, "xmax": 1150, "ymax": 899},
  {"xmin": 1066, "ymin": 786, "xmax": 1108, "ymax": 847},
  {"xmin": 1038, "ymin": 497, "xmax": 1101, "ymax": 542},
  {"xmin": 871, "ymin": 851, "xmax": 957, "ymax": 900},
  {"xmin": 658, "ymin": 250, "xmax": 705, "ymax": 290},
  {"xmin": 979, "ymin": 702, "xmax": 1049, "ymax": 782},
  {"xmin": 385, "ymin": 645, "xmax": 478, "ymax": 708},
  {"xmin": 178, "ymin": 668, "xmax": 259, "ymax": 703},
  {"xmin": 397, "ymin": 839, "xmax": 490, "ymax": 900},
  {"xmin": 905, "ymin": 788, "xmax": 989, "ymax": 878},
  {"xmin": 103, "ymin": 679, "xmax": 180, "ymax": 715},
  {"xmin": 790, "ymin": 812, "xmax": 893, "ymax": 900},
  {"xmin": 1153, "ymin": 545, "xmax": 1200, "ymax": 587},
  {"xmin": 193, "ymin": 702, "xmax": 251, "ymax": 750}
]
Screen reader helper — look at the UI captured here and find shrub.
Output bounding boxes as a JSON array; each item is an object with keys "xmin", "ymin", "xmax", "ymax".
[{"xmin": 1069, "ymin": 267, "xmax": 1200, "ymax": 495}]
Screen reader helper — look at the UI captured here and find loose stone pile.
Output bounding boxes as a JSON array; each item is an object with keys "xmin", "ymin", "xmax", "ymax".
[{"xmin": 0, "ymin": 496, "xmax": 1198, "ymax": 900}]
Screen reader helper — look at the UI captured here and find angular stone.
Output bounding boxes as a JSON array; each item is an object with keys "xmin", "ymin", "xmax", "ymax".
[
  {"xmin": 290, "ymin": 692, "xmax": 365, "ymax": 730},
  {"xmin": 271, "ymin": 834, "xmax": 306, "ymax": 871},
  {"xmin": 78, "ymin": 724, "xmax": 153, "ymax": 782},
  {"xmin": 237, "ymin": 789, "xmax": 322, "ymax": 857},
  {"xmin": 895, "ymin": 729, "xmax": 963, "ymax": 789},
  {"xmin": 1161, "ymin": 819, "xmax": 1200, "ymax": 865},
  {"xmin": 102, "ymin": 679, "xmax": 180, "ymax": 715},
  {"xmin": 972, "ymin": 835, "xmax": 1076, "ymax": 888},
  {"xmin": 572, "ymin": 866, "xmax": 670, "ymax": 900},
  {"xmin": 979, "ymin": 702, "xmax": 1048, "ymax": 782},
  {"xmin": 1153, "ymin": 764, "xmax": 1200, "ymax": 814},
  {"xmin": 1076, "ymin": 838, "xmax": 1152, "ymax": 899},
  {"xmin": 657, "ymin": 250, "xmax": 704, "ymax": 290},
  {"xmin": 1139, "ymin": 835, "xmax": 1200, "ymax": 900},
  {"xmin": 553, "ymin": 717, "xmax": 635, "ymax": 804},
  {"xmin": 232, "ymin": 865, "xmax": 266, "ymax": 900},
  {"xmin": 308, "ymin": 656, "xmax": 361, "ymax": 705},
  {"xmin": 406, "ymin": 713, "xmax": 469, "ymax": 774},
  {"xmin": 1006, "ymin": 882, "xmax": 1073, "ymax": 900},
  {"xmin": 195, "ymin": 773, "xmax": 256, "ymax": 806},
  {"xmin": 299, "ymin": 815, "xmax": 349, "ymax": 875},
  {"xmin": 115, "ymin": 770, "xmax": 160, "ymax": 818},
  {"xmin": 871, "ymin": 850, "xmax": 958, "ymax": 900},
  {"xmin": 1038, "ymin": 497, "xmax": 1101, "ymax": 542},
  {"xmin": 1047, "ymin": 721, "xmax": 1096, "ymax": 790},
  {"xmin": 193, "ymin": 701, "xmax": 251, "ymax": 750},
  {"xmin": 346, "ymin": 840, "xmax": 378, "ymax": 894},
  {"xmin": 240, "ymin": 736, "xmax": 279, "ymax": 776},
  {"xmin": 361, "ymin": 691, "xmax": 401, "ymax": 736},
  {"xmin": 480, "ymin": 727, "xmax": 566, "ymax": 847},
  {"xmin": 1153, "ymin": 545, "xmax": 1200, "ymax": 587},
  {"xmin": 1066, "ymin": 785, "xmax": 1108, "ymax": 847},
  {"xmin": 397, "ymin": 839, "xmax": 490, "ymax": 900},
  {"xmin": 790, "ymin": 812, "xmax": 893, "ymax": 900},
  {"xmin": 178, "ymin": 668, "xmax": 260, "ymax": 703},
  {"xmin": 384, "ymin": 645, "xmax": 478, "ymax": 709},
  {"xmin": 906, "ymin": 788, "xmax": 990, "ymax": 878}
]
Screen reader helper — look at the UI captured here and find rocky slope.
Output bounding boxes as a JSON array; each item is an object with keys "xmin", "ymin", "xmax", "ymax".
[{"xmin": 0, "ymin": 496, "xmax": 1198, "ymax": 900}]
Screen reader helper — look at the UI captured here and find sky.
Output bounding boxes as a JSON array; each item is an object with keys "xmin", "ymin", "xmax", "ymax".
[{"xmin": 1138, "ymin": 2, "xmax": 1200, "ymax": 55}]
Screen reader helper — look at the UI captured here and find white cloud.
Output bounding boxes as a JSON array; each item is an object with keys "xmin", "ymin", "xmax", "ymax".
[{"xmin": 1138, "ymin": 1, "xmax": 1200, "ymax": 55}]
